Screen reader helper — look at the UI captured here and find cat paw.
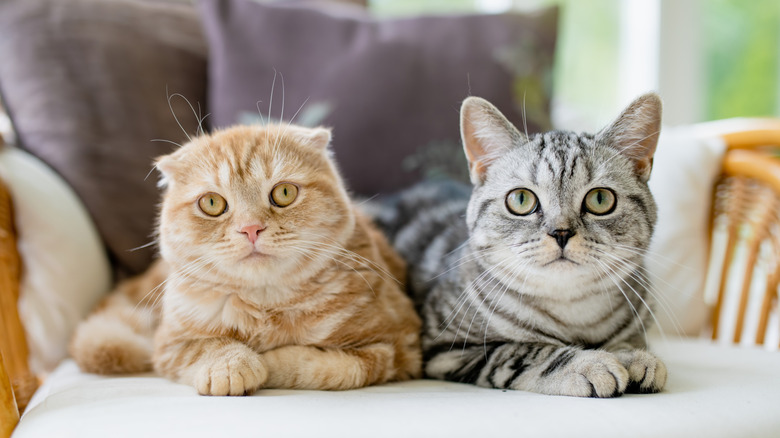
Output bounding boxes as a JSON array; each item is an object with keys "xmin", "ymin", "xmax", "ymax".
[
  {"xmin": 193, "ymin": 348, "xmax": 268, "ymax": 396},
  {"xmin": 532, "ymin": 350, "xmax": 629, "ymax": 398},
  {"xmin": 614, "ymin": 350, "xmax": 667, "ymax": 393}
]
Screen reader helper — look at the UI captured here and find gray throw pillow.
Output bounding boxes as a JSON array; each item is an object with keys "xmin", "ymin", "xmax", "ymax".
[
  {"xmin": 0, "ymin": 0, "xmax": 207, "ymax": 278},
  {"xmin": 199, "ymin": 0, "xmax": 558, "ymax": 194}
]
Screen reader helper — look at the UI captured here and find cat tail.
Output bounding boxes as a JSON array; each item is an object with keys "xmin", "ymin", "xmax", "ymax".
[{"xmin": 70, "ymin": 260, "xmax": 168, "ymax": 375}]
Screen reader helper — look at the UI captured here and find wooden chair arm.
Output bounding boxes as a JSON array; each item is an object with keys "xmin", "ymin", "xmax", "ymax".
[
  {"xmin": 0, "ymin": 350, "xmax": 19, "ymax": 438},
  {"xmin": 722, "ymin": 130, "xmax": 780, "ymax": 151},
  {"xmin": 706, "ymin": 120, "xmax": 780, "ymax": 347},
  {"xmin": 694, "ymin": 117, "xmax": 780, "ymax": 149},
  {"xmin": 722, "ymin": 149, "xmax": 780, "ymax": 194},
  {"xmin": 0, "ymin": 158, "xmax": 38, "ymax": 431},
  {"xmin": 0, "ymin": 145, "xmax": 19, "ymax": 435},
  {"xmin": 0, "ymin": 130, "xmax": 17, "ymax": 438}
]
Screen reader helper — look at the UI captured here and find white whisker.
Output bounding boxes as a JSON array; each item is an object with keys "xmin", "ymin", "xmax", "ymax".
[{"xmin": 128, "ymin": 240, "xmax": 158, "ymax": 252}]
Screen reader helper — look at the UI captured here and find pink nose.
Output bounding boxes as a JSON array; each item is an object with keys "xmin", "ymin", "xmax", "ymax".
[{"xmin": 239, "ymin": 224, "xmax": 266, "ymax": 244}]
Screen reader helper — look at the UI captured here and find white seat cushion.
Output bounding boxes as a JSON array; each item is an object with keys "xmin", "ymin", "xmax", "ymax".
[{"xmin": 14, "ymin": 338, "xmax": 780, "ymax": 438}]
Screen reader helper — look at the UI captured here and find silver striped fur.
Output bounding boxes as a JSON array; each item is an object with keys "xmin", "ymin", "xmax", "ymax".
[{"xmin": 371, "ymin": 94, "xmax": 668, "ymax": 397}]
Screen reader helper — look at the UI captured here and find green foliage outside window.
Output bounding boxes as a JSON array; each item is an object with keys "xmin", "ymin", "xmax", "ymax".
[{"xmin": 704, "ymin": 0, "xmax": 780, "ymax": 120}]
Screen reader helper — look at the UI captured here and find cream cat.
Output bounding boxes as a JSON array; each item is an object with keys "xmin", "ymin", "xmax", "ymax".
[{"xmin": 71, "ymin": 123, "xmax": 422, "ymax": 395}]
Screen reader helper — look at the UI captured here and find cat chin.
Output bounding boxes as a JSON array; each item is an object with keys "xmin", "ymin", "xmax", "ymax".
[
  {"xmin": 227, "ymin": 254, "xmax": 324, "ymax": 282},
  {"xmin": 536, "ymin": 258, "xmax": 597, "ymax": 276},
  {"xmin": 540, "ymin": 257, "xmax": 580, "ymax": 268},
  {"xmin": 239, "ymin": 251, "xmax": 272, "ymax": 262},
  {"xmin": 503, "ymin": 263, "xmax": 602, "ymax": 298}
]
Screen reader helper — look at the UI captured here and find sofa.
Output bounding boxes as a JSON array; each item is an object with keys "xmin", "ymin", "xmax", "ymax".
[{"xmin": 1, "ymin": 0, "xmax": 779, "ymax": 437}]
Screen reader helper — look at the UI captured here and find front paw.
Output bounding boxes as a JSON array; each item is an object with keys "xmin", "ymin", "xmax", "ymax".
[
  {"xmin": 529, "ymin": 350, "xmax": 629, "ymax": 398},
  {"xmin": 614, "ymin": 350, "xmax": 667, "ymax": 393},
  {"xmin": 194, "ymin": 347, "xmax": 268, "ymax": 396}
]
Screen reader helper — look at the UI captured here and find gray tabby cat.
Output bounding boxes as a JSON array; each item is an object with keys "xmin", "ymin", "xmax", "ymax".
[{"xmin": 371, "ymin": 94, "xmax": 667, "ymax": 397}]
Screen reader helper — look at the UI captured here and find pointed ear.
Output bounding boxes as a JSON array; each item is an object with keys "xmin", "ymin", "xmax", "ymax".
[
  {"xmin": 597, "ymin": 93, "xmax": 662, "ymax": 182},
  {"xmin": 293, "ymin": 126, "xmax": 332, "ymax": 150},
  {"xmin": 460, "ymin": 97, "xmax": 525, "ymax": 185}
]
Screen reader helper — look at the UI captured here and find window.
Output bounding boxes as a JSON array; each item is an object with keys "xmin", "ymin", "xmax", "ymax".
[{"xmin": 370, "ymin": 0, "xmax": 780, "ymax": 129}]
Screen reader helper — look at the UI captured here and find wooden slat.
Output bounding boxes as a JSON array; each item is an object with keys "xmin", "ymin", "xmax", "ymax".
[
  {"xmin": 0, "ymin": 352, "xmax": 19, "ymax": 438},
  {"xmin": 0, "ymin": 126, "xmax": 22, "ymax": 438},
  {"xmin": 0, "ymin": 175, "xmax": 37, "ymax": 414},
  {"xmin": 0, "ymin": 349, "xmax": 19, "ymax": 438},
  {"xmin": 711, "ymin": 220, "xmax": 737, "ymax": 340},
  {"xmin": 755, "ymin": 274, "xmax": 776, "ymax": 345},
  {"xmin": 735, "ymin": 192, "xmax": 776, "ymax": 343},
  {"xmin": 733, "ymin": 239, "xmax": 761, "ymax": 343},
  {"xmin": 711, "ymin": 178, "xmax": 745, "ymax": 340}
]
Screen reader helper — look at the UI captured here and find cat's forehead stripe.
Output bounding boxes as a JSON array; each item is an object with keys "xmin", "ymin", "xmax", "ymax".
[
  {"xmin": 210, "ymin": 137, "xmax": 299, "ymax": 187},
  {"xmin": 524, "ymin": 132, "xmax": 594, "ymax": 192}
]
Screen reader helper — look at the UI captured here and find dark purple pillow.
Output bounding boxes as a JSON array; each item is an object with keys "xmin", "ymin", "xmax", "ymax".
[
  {"xmin": 0, "ymin": 0, "xmax": 207, "ymax": 278},
  {"xmin": 199, "ymin": 0, "xmax": 558, "ymax": 194}
]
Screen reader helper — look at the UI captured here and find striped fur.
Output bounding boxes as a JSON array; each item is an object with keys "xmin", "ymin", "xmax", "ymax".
[
  {"xmin": 371, "ymin": 94, "xmax": 667, "ymax": 397},
  {"xmin": 71, "ymin": 124, "xmax": 421, "ymax": 395}
]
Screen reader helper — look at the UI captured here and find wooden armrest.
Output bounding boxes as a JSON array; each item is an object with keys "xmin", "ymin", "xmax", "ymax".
[
  {"xmin": 722, "ymin": 149, "xmax": 780, "ymax": 194},
  {"xmin": 708, "ymin": 121, "xmax": 780, "ymax": 347},
  {"xmin": 693, "ymin": 117, "xmax": 780, "ymax": 149},
  {"xmin": 0, "ymin": 350, "xmax": 19, "ymax": 438},
  {"xmin": 0, "ymin": 173, "xmax": 38, "ymax": 433},
  {"xmin": 1, "ymin": 127, "xmax": 23, "ymax": 438}
]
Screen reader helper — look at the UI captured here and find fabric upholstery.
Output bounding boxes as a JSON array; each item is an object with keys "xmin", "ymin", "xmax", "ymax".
[
  {"xmin": 199, "ymin": 0, "xmax": 558, "ymax": 194},
  {"xmin": 646, "ymin": 126, "xmax": 726, "ymax": 336},
  {"xmin": 0, "ymin": 0, "xmax": 207, "ymax": 278},
  {"xmin": 0, "ymin": 147, "xmax": 112, "ymax": 373},
  {"xmin": 16, "ymin": 339, "xmax": 780, "ymax": 438}
]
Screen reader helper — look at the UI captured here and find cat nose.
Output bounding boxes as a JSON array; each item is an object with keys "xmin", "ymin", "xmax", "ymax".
[
  {"xmin": 239, "ymin": 224, "xmax": 266, "ymax": 244},
  {"xmin": 549, "ymin": 229, "xmax": 575, "ymax": 249}
]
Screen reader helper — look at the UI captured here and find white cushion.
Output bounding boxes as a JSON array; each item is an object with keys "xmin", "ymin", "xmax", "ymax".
[
  {"xmin": 647, "ymin": 127, "xmax": 725, "ymax": 336},
  {"xmin": 0, "ymin": 147, "xmax": 112, "ymax": 373},
  {"xmin": 15, "ymin": 339, "xmax": 780, "ymax": 437}
]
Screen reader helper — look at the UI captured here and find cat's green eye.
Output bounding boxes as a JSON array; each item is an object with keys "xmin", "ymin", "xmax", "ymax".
[
  {"xmin": 583, "ymin": 188, "xmax": 616, "ymax": 215},
  {"xmin": 270, "ymin": 182, "xmax": 299, "ymax": 207},
  {"xmin": 198, "ymin": 192, "xmax": 228, "ymax": 217},
  {"xmin": 506, "ymin": 188, "xmax": 538, "ymax": 216}
]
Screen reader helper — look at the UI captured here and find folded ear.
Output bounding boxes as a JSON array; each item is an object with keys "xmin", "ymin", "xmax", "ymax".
[
  {"xmin": 460, "ymin": 97, "xmax": 526, "ymax": 185},
  {"xmin": 291, "ymin": 126, "xmax": 332, "ymax": 150},
  {"xmin": 597, "ymin": 93, "xmax": 662, "ymax": 182},
  {"xmin": 154, "ymin": 152, "xmax": 184, "ymax": 189}
]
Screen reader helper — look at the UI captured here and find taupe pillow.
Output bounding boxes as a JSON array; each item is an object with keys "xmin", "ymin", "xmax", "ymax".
[
  {"xmin": 0, "ymin": 0, "xmax": 207, "ymax": 278},
  {"xmin": 200, "ymin": 0, "xmax": 558, "ymax": 194}
]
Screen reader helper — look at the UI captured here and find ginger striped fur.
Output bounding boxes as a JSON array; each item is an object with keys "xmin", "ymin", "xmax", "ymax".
[{"xmin": 71, "ymin": 124, "xmax": 421, "ymax": 395}]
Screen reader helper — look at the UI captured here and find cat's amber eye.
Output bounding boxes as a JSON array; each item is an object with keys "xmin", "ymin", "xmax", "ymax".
[
  {"xmin": 198, "ymin": 192, "xmax": 228, "ymax": 217},
  {"xmin": 270, "ymin": 182, "xmax": 299, "ymax": 207},
  {"xmin": 583, "ymin": 188, "xmax": 616, "ymax": 215},
  {"xmin": 506, "ymin": 188, "xmax": 538, "ymax": 216}
]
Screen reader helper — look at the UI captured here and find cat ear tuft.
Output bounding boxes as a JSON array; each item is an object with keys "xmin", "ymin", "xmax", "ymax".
[
  {"xmin": 460, "ymin": 97, "xmax": 525, "ymax": 185},
  {"xmin": 597, "ymin": 93, "xmax": 662, "ymax": 182}
]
